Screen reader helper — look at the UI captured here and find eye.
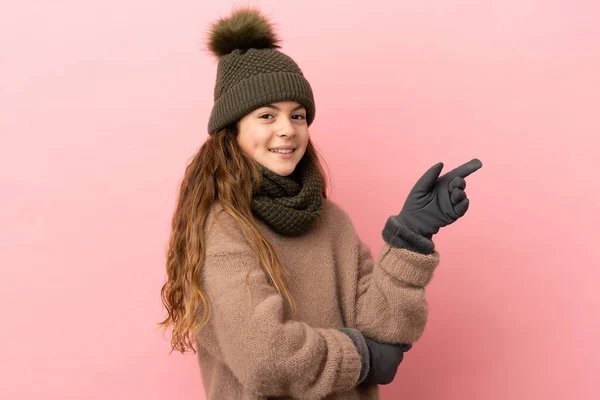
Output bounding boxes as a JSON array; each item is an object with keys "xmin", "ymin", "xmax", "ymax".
[
  {"xmin": 292, "ymin": 114, "xmax": 306, "ymax": 120},
  {"xmin": 259, "ymin": 113, "xmax": 274, "ymax": 119}
]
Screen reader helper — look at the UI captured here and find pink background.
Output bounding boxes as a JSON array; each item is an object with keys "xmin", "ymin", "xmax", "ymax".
[{"xmin": 1, "ymin": 1, "xmax": 598, "ymax": 399}]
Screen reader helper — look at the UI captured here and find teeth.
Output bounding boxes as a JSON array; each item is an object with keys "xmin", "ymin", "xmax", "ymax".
[{"xmin": 270, "ymin": 149, "xmax": 294, "ymax": 153}]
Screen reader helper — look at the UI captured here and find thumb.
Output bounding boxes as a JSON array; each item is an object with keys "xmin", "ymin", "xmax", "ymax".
[{"xmin": 411, "ymin": 162, "xmax": 444, "ymax": 195}]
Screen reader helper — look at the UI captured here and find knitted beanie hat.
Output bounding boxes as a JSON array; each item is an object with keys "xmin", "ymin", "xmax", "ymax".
[{"xmin": 206, "ymin": 8, "xmax": 316, "ymax": 135}]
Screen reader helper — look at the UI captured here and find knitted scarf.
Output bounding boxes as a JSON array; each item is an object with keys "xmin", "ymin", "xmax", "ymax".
[{"xmin": 251, "ymin": 156, "xmax": 323, "ymax": 237}]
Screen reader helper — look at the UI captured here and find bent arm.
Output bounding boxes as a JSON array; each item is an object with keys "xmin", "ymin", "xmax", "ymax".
[
  {"xmin": 202, "ymin": 251, "xmax": 362, "ymax": 398},
  {"xmin": 354, "ymin": 216, "xmax": 440, "ymax": 344}
]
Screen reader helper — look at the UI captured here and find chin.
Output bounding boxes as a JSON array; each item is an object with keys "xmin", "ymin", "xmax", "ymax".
[
  {"xmin": 270, "ymin": 165, "xmax": 296, "ymax": 177},
  {"xmin": 261, "ymin": 158, "xmax": 298, "ymax": 176}
]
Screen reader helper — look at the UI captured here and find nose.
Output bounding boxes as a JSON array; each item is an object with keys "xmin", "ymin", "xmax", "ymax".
[{"xmin": 276, "ymin": 117, "xmax": 296, "ymax": 137}]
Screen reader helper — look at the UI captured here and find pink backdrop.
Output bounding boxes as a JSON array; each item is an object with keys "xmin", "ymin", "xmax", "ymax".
[{"xmin": 1, "ymin": 1, "xmax": 598, "ymax": 399}]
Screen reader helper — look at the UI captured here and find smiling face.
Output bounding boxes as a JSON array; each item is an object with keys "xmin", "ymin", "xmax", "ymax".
[{"xmin": 237, "ymin": 101, "xmax": 309, "ymax": 177}]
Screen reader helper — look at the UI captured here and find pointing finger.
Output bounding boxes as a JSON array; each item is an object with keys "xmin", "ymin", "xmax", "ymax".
[{"xmin": 441, "ymin": 158, "xmax": 482, "ymax": 180}]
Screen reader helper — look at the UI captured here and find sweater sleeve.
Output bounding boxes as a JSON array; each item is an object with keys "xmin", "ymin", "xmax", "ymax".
[
  {"xmin": 353, "ymin": 232, "xmax": 440, "ymax": 344},
  {"xmin": 199, "ymin": 211, "xmax": 362, "ymax": 398}
]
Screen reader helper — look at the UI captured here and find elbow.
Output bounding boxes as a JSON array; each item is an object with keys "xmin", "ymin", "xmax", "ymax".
[
  {"xmin": 397, "ymin": 306, "xmax": 428, "ymax": 342},
  {"xmin": 359, "ymin": 303, "xmax": 429, "ymax": 343}
]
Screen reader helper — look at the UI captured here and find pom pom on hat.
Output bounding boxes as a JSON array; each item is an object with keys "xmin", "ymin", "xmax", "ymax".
[{"xmin": 207, "ymin": 7, "xmax": 281, "ymax": 58}]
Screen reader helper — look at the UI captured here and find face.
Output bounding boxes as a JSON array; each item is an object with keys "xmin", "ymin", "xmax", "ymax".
[{"xmin": 237, "ymin": 101, "xmax": 309, "ymax": 177}]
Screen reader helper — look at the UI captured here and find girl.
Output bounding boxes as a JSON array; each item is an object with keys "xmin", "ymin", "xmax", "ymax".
[{"xmin": 159, "ymin": 7, "xmax": 482, "ymax": 400}]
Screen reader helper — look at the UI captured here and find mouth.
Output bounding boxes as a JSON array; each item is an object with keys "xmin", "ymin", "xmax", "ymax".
[{"xmin": 269, "ymin": 148, "xmax": 296, "ymax": 158}]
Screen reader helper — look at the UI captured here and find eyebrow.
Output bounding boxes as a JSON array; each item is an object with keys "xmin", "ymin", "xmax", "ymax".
[{"xmin": 262, "ymin": 104, "xmax": 306, "ymax": 112}]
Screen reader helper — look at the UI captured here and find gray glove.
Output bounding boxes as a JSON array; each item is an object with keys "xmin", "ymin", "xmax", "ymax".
[
  {"xmin": 339, "ymin": 328, "xmax": 412, "ymax": 386},
  {"xmin": 383, "ymin": 159, "xmax": 482, "ymax": 254},
  {"xmin": 396, "ymin": 158, "xmax": 483, "ymax": 239},
  {"xmin": 362, "ymin": 336, "xmax": 412, "ymax": 386}
]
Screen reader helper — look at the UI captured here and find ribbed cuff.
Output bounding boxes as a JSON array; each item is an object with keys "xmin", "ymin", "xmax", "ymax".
[
  {"xmin": 338, "ymin": 328, "xmax": 371, "ymax": 385},
  {"xmin": 378, "ymin": 243, "xmax": 440, "ymax": 287},
  {"xmin": 333, "ymin": 329, "xmax": 364, "ymax": 392},
  {"xmin": 382, "ymin": 215, "xmax": 435, "ymax": 255}
]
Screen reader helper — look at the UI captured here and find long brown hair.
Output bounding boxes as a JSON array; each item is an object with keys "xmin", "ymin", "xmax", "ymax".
[{"xmin": 158, "ymin": 125, "xmax": 331, "ymax": 353}]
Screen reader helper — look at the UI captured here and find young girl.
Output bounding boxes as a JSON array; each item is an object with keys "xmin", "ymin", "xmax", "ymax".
[{"xmin": 159, "ymin": 7, "xmax": 482, "ymax": 400}]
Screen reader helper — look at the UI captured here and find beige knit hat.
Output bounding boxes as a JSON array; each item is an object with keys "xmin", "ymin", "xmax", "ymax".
[{"xmin": 206, "ymin": 8, "xmax": 316, "ymax": 135}]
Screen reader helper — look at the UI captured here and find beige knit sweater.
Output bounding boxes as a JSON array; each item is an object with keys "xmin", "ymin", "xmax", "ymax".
[{"xmin": 195, "ymin": 198, "xmax": 440, "ymax": 399}]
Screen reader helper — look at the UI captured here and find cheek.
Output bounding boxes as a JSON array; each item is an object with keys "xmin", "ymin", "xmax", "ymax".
[
  {"xmin": 241, "ymin": 135, "xmax": 269, "ymax": 156},
  {"xmin": 251, "ymin": 132, "xmax": 271, "ymax": 151},
  {"xmin": 249, "ymin": 137, "xmax": 268, "ymax": 152},
  {"xmin": 300, "ymin": 132, "xmax": 310, "ymax": 148}
]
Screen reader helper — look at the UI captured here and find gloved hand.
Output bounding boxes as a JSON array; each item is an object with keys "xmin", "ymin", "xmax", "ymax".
[
  {"xmin": 361, "ymin": 337, "xmax": 411, "ymax": 386},
  {"xmin": 339, "ymin": 328, "xmax": 412, "ymax": 386},
  {"xmin": 396, "ymin": 158, "xmax": 483, "ymax": 239}
]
